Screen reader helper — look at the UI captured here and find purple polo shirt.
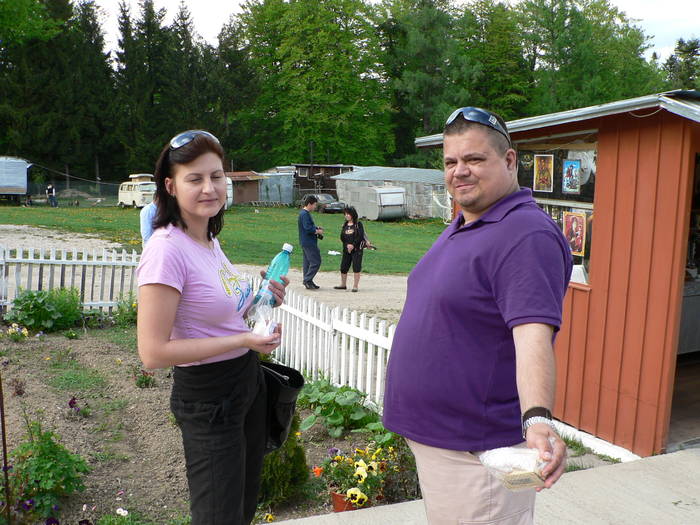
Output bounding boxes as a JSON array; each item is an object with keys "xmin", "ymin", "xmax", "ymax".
[{"xmin": 383, "ymin": 188, "xmax": 572, "ymax": 451}]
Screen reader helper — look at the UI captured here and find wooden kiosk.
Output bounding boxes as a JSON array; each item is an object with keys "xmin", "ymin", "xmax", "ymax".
[{"xmin": 416, "ymin": 91, "xmax": 700, "ymax": 456}]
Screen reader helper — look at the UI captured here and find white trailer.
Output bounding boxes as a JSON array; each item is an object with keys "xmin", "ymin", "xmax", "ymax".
[
  {"xmin": 0, "ymin": 156, "xmax": 29, "ymax": 204},
  {"xmin": 349, "ymin": 186, "xmax": 406, "ymax": 220}
]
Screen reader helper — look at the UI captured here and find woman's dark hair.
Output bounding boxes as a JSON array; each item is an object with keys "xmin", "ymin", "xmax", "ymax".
[
  {"xmin": 343, "ymin": 205, "xmax": 358, "ymax": 223},
  {"xmin": 152, "ymin": 132, "xmax": 226, "ymax": 239}
]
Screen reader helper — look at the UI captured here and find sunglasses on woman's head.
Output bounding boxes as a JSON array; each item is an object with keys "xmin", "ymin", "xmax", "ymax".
[
  {"xmin": 445, "ymin": 107, "xmax": 512, "ymax": 146},
  {"xmin": 169, "ymin": 130, "xmax": 220, "ymax": 150}
]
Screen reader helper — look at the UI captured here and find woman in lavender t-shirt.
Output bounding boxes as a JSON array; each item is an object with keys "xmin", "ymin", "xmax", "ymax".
[{"xmin": 136, "ymin": 130, "xmax": 287, "ymax": 525}]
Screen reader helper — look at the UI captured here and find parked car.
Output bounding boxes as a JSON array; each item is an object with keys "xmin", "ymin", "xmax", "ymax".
[{"xmin": 314, "ymin": 193, "xmax": 345, "ymax": 213}]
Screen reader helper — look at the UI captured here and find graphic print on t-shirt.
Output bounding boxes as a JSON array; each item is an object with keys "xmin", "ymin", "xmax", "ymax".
[{"xmin": 218, "ymin": 261, "xmax": 251, "ymax": 311}]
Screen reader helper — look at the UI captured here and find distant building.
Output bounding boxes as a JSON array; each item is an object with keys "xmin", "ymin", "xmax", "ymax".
[
  {"xmin": 225, "ymin": 171, "xmax": 267, "ymax": 204},
  {"xmin": 332, "ymin": 166, "xmax": 447, "ymax": 219},
  {"xmin": 259, "ymin": 167, "xmax": 295, "ymax": 204},
  {"xmin": 293, "ymin": 163, "xmax": 355, "ymax": 194}
]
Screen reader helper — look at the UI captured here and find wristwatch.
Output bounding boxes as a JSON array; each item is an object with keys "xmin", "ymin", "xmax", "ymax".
[{"xmin": 521, "ymin": 406, "xmax": 555, "ymax": 438}]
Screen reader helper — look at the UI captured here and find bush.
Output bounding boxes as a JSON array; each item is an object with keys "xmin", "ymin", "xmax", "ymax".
[
  {"xmin": 259, "ymin": 413, "xmax": 308, "ymax": 506},
  {"xmin": 4, "ymin": 288, "xmax": 81, "ymax": 332},
  {"xmin": 1, "ymin": 419, "xmax": 90, "ymax": 523}
]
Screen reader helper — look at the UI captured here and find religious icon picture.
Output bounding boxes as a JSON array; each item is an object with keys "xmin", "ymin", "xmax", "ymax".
[
  {"xmin": 533, "ymin": 154, "xmax": 554, "ymax": 193},
  {"xmin": 562, "ymin": 159, "xmax": 582, "ymax": 194},
  {"xmin": 563, "ymin": 211, "xmax": 586, "ymax": 257}
]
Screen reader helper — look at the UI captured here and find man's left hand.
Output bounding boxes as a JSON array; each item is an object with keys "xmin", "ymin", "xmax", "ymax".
[
  {"xmin": 526, "ymin": 423, "xmax": 566, "ymax": 490},
  {"xmin": 261, "ymin": 271, "xmax": 289, "ymax": 307}
]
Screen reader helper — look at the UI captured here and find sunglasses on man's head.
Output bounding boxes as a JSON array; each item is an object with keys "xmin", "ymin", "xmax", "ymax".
[
  {"xmin": 169, "ymin": 130, "xmax": 220, "ymax": 150},
  {"xmin": 445, "ymin": 107, "xmax": 511, "ymax": 146}
]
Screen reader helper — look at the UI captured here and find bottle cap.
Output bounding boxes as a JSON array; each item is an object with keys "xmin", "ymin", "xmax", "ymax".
[{"xmin": 282, "ymin": 243, "xmax": 294, "ymax": 253}]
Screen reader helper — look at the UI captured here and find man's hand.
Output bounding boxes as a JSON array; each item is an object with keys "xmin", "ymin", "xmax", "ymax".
[{"xmin": 526, "ymin": 423, "xmax": 566, "ymax": 490}]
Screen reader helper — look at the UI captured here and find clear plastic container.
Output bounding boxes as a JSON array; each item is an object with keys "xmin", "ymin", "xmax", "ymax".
[{"xmin": 249, "ymin": 243, "xmax": 293, "ymax": 336}]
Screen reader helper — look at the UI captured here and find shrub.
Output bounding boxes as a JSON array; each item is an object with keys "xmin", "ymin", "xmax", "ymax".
[
  {"xmin": 4, "ymin": 288, "xmax": 81, "ymax": 332},
  {"xmin": 259, "ymin": 413, "xmax": 309, "ymax": 506},
  {"xmin": 298, "ymin": 378, "xmax": 379, "ymax": 437},
  {"xmin": 113, "ymin": 293, "xmax": 137, "ymax": 327},
  {"xmin": 1, "ymin": 418, "xmax": 90, "ymax": 523}
]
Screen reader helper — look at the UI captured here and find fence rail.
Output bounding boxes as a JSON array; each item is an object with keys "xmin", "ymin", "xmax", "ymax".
[
  {"xmin": 0, "ymin": 245, "xmax": 139, "ymax": 312},
  {"xmin": 1, "ymin": 246, "xmax": 395, "ymax": 408}
]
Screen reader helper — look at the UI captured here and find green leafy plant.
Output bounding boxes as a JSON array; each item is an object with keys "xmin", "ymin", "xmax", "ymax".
[
  {"xmin": 2, "ymin": 416, "xmax": 90, "ymax": 523},
  {"xmin": 64, "ymin": 328, "xmax": 80, "ymax": 339},
  {"xmin": 113, "ymin": 294, "xmax": 137, "ymax": 328},
  {"xmin": 298, "ymin": 378, "xmax": 379, "ymax": 437},
  {"xmin": 4, "ymin": 288, "xmax": 81, "ymax": 332}
]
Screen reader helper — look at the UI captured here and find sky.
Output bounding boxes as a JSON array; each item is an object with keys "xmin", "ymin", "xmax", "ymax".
[{"xmin": 95, "ymin": 0, "xmax": 699, "ymax": 61}]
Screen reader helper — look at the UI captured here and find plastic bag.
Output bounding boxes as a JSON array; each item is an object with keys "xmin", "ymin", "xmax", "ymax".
[
  {"xmin": 251, "ymin": 302, "xmax": 278, "ymax": 336},
  {"xmin": 477, "ymin": 441, "xmax": 553, "ymax": 491}
]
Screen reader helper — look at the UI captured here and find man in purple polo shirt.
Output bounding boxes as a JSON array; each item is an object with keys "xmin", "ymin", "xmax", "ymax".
[{"xmin": 383, "ymin": 107, "xmax": 572, "ymax": 524}]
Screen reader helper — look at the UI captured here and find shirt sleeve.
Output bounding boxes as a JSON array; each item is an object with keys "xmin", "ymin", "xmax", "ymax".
[
  {"xmin": 492, "ymin": 230, "xmax": 571, "ymax": 331},
  {"xmin": 140, "ymin": 204, "xmax": 155, "ymax": 244},
  {"xmin": 136, "ymin": 235, "xmax": 187, "ymax": 293},
  {"xmin": 300, "ymin": 210, "xmax": 316, "ymax": 234}
]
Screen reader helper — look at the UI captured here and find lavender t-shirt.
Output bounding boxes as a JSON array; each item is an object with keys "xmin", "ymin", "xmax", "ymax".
[
  {"xmin": 136, "ymin": 224, "xmax": 253, "ymax": 366},
  {"xmin": 383, "ymin": 189, "xmax": 572, "ymax": 451}
]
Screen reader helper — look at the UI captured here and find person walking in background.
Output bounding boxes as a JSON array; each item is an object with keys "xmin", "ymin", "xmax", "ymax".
[
  {"xmin": 298, "ymin": 194, "xmax": 323, "ymax": 289},
  {"xmin": 139, "ymin": 198, "xmax": 158, "ymax": 246},
  {"xmin": 46, "ymin": 183, "xmax": 57, "ymax": 207},
  {"xmin": 334, "ymin": 205, "xmax": 372, "ymax": 292},
  {"xmin": 383, "ymin": 107, "xmax": 572, "ymax": 524},
  {"xmin": 136, "ymin": 130, "xmax": 287, "ymax": 525}
]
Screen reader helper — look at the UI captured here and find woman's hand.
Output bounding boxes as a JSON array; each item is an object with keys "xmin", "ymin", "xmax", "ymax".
[
  {"xmin": 260, "ymin": 271, "xmax": 289, "ymax": 307},
  {"xmin": 246, "ymin": 324, "xmax": 282, "ymax": 354},
  {"xmin": 346, "ymin": 244, "xmax": 354, "ymax": 253}
]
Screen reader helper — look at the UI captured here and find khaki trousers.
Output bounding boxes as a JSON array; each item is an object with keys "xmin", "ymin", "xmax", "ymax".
[{"xmin": 407, "ymin": 439, "xmax": 535, "ymax": 525}]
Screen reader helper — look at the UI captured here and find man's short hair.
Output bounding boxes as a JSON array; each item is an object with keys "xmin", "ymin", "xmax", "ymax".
[
  {"xmin": 303, "ymin": 194, "xmax": 318, "ymax": 206},
  {"xmin": 444, "ymin": 111, "xmax": 511, "ymax": 155}
]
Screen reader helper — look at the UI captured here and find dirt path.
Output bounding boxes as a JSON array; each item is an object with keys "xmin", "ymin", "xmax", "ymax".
[{"xmin": 0, "ymin": 225, "xmax": 408, "ymax": 324}]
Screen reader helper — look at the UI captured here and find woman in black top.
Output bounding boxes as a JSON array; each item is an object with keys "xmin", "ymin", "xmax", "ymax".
[{"xmin": 334, "ymin": 206, "xmax": 371, "ymax": 292}]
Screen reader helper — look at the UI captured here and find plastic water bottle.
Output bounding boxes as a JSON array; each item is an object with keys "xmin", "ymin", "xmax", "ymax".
[{"xmin": 250, "ymin": 243, "xmax": 293, "ymax": 335}]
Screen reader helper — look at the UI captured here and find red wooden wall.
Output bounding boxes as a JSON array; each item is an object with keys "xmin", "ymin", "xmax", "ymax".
[{"xmin": 552, "ymin": 111, "xmax": 700, "ymax": 456}]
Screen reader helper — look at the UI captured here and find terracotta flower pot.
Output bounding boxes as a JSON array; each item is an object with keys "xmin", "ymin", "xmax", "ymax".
[{"xmin": 330, "ymin": 491, "xmax": 360, "ymax": 512}]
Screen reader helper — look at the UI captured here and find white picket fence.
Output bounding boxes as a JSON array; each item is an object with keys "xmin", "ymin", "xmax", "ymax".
[
  {"xmin": 0, "ymin": 245, "xmax": 139, "ymax": 312},
  {"xmin": 0, "ymin": 245, "xmax": 396, "ymax": 407},
  {"xmin": 269, "ymin": 286, "xmax": 395, "ymax": 408}
]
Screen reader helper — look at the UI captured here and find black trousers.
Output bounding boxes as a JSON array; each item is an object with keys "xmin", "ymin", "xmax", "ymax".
[
  {"xmin": 340, "ymin": 249, "xmax": 363, "ymax": 273},
  {"xmin": 170, "ymin": 351, "xmax": 267, "ymax": 525}
]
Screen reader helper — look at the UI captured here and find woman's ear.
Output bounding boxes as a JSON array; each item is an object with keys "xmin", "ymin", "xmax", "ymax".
[{"xmin": 164, "ymin": 177, "xmax": 174, "ymax": 196}]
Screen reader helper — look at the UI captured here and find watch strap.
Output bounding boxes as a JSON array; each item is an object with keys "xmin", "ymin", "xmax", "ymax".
[{"xmin": 521, "ymin": 406, "xmax": 553, "ymax": 438}]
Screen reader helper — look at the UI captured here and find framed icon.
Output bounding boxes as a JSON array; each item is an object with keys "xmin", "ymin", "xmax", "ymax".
[
  {"xmin": 533, "ymin": 154, "xmax": 554, "ymax": 193},
  {"xmin": 563, "ymin": 211, "xmax": 586, "ymax": 257},
  {"xmin": 562, "ymin": 159, "xmax": 581, "ymax": 194}
]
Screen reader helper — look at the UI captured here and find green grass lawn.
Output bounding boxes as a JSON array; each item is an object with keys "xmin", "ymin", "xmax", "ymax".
[{"xmin": 0, "ymin": 205, "xmax": 448, "ymax": 274}]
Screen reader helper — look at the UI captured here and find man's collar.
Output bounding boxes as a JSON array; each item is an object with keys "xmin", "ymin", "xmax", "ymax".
[{"xmin": 453, "ymin": 188, "xmax": 534, "ymax": 230}]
